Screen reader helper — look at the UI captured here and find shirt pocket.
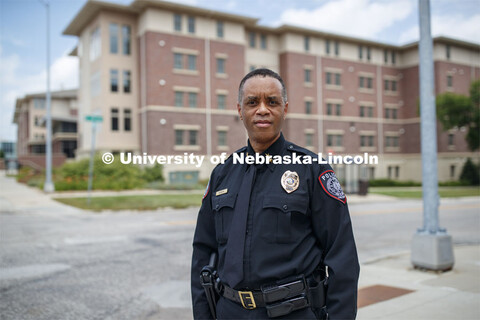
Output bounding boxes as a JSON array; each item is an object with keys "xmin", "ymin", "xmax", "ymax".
[
  {"xmin": 262, "ymin": 194, "xmax": 309, "ymax": 244},
  {"xmin": 212, "ymin": 193, "xmax": 237, "ymax": 244}
]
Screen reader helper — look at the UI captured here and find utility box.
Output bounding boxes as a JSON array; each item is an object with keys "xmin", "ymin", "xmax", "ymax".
[{"xmin": 169, "ymin": 171, "xmax": 199, "ymax": 186}]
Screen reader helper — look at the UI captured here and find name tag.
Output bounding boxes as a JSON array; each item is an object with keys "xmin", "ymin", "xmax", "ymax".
[{"xmin": 215, "ymin": 188, "xmax": 228, "ymax": 196}]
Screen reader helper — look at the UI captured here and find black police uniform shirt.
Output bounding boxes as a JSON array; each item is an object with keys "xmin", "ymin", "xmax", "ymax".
[{"xmin": 191, "ymin": 133, "xmax": 360, "ymax": 319}]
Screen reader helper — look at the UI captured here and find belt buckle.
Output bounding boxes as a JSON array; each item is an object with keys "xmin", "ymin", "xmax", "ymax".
[{"xmin": 238, "ymin": 291, "xmax": 256, "ymax": 309}]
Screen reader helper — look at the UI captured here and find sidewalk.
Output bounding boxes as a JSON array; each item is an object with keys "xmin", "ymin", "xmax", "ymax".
[
  {"xmin": 357, "ymin": 245, "xmax": 480, "ymax": 320},
  {"xmin": 0, "ymin": 172, "xmax": 82, "ymax": 215}
]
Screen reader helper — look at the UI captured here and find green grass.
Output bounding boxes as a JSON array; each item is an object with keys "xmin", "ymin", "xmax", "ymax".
[
  {"xmin": 370, "ymin": 187, "xmax": 480, "ymax": 199},
  {"xmin": 54, "ymin": 194, "xmax": 202, "ymax": 211}
]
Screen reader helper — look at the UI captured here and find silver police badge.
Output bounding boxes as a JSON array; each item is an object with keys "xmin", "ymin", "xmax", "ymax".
[{"xmin": 281, "ymin": 171, "xmax": 299, "ymax": 193}]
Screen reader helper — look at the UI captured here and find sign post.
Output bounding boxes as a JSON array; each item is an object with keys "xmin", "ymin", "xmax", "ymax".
[{"xmin": 85, "ymin": 115, "xmax": 103, "ymax": 205}]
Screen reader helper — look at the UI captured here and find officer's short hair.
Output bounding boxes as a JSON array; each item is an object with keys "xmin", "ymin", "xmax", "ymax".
[{"xmin": 237, "ymin": 68, "xmax": 288, "ymax": 104}]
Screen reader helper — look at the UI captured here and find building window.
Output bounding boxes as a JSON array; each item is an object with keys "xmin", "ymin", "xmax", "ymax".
[
  {"xmin": 218, "ymin": 131, "xmax": 227, "ymax": 146},
  {"xmin": 335, "ymin": 104, "xmax": 341, "ymax": 115},
  {"xmin": 386, "ymin": 136, "xmax": 399, "ymax": 147},
  {"xmin": 305, "ymin": 101, "xmax": 312, "ymax": 114},
  {"xmin": 327, "ymin": 134, "xmax": 343, "ymax": 147},
  {"xmin": 359, "ymin": 76, "xmax": 373, "ymax": 89},
  {"xmin": 304, "ymin": 36, "xmax": 310, "ymax": 52},
  {"xmin": 122, "ymin": 25, "xmax": 131, "ymax": 55},
  {"xmin": 385, "ymin": 108, "xmax": 398, "ymax": 119},
  {"xmin": 188, "ymin": 92, "xmax": 197, "ymax": 108},
  {"xmin": 360, "ymin": 135, "xmax": 374, "ymax": 147},
  {"xmin": 367, "ymin": 47, "xmax": 371, "ymax": 61},
  {"xmin": 447, "ymin": 75, "xmax": 453, "ymax": 88},
  {"xmin": 446, "ymin": 44, "xmax": 451, "ymax": 60},
  {"xmin": 217, "ymin": 94, "xmax": 226, "ymax": 109},
  {"xmin": 124, "ymin": 109, "xmax": 131, "ymax": 131},
  {"xmin": 175, "ymin": 91, "xmax": 183, "ymax": 107},
  {"xmin": 306, "ymin": 133, "xmax": 313, "ymax": 147},
  {"xmin": 391, "ymin": 51, "xmax": 396, "ymax": 65},
  {"xmin": 188, "ymin": 54, "xmax": 197, "ymax": 70},
  {"xmin": 188, "ymin": 16, "xmax": 195, "ymax": 33},
  {"xmin": 32, "ymin": 145, "xmax": 46, "ymax": 154},
  {"xmin": 174, "ymin": 53, "xmax": 183, "ymax": 69},
  {"xmin": 123, "ymin": 70, "xmax": 131, "ymax": 93},
  {"xmin": 110, "ymin": 69, "xmax": 118, "ymax": 92},
  {"xmin": 175, "ymin": 129, "xmax": 183, "ymax": 145},
  {"xmin": 217, "ymin": 58, "xmax": 226, "ymax": 74},
  {"xmin": 174, "ymin": 14, "xmax": 182, "ymax": 31},
  {"xmin": 34, "ymin": 99, "xmax": 45, "ymax": 109},
  {"xmin": 89, "ymin": 26, "xmax": 101, "ymax": 61},
  {"xmin": 448, "ymin": 133, "xmax": 454, "ymax": 146},
  {"xmin": 111, "ymin": 108, "xmax": 119, "ymax": 131},
  {"xmin": 334, "ymin": 41, "xmax": 340, "ymax": 56},
  {"xmin": 384, "ymin": 49, "xmax": 388, "ymax": 63},
  {"xmin": 327, "ymin": 103, "xmax": 341, "ymax": 115},
  {"xmin": 249, "ymin": 32, "xmax": 256, "ymax": 48},
  {"xmin": 189, "ymin": 130, "xmax": 198, "ymax": 145},
  {"xmin": 217, "ymin": 21, "xmax": 224, "ymax": 38},
  {"xmin": 260, "ymin": 34, "xmax": 267, "ymax": 49},
  {"xmin": 450, "ymin": 165, "xmax": 455, "ymax": 178},
  {"xmin": 325, "ymin": 39, "xmax": 330, "ymax": 54},
  {"xmin": 360, "ymin": 106, "xmax": 373, "ymax": 118},
  {"xmin": 358, "ymin": 45, "xmax": 363, "ymax": 59},
  {"xmin": 385, "ymin": 79, "xmax": 397, "ymax": 92},
  {"xmin": 387, "ymin": 166, "xmax": 400, "ymax": 179},
  {"xmin": 304, "ymin": 69, "xmax": 312, "ymax": 83},
  {"xmin": 109, "ymin": 23, "xmax": 118, "ymax": 54},
  {"xmin": 335, "ymin": 73, "xmax": 341, "ymax": 85}
]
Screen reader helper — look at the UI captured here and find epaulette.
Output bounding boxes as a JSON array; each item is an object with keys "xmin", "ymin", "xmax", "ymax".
[
  {"xmin": 285, "ymin": 141, "xmax": 316, "ymax": 157},
  {"xmin": 226, "ymin": 146, "xmax": 247, "ymax": 160}
]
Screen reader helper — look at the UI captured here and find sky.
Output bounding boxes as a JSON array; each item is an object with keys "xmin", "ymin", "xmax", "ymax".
[{"xmin": 1, "ymin": 0, "xmax": 479, "ymax": 142}]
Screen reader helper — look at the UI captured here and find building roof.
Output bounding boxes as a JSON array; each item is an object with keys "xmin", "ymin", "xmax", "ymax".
[
  {"xmin": 63, "ymin": 0, "xmax": 480, "ymax": 51},
  {"xmin": 13, "ymin": 89, "xmax": 78, "ymax": 124},
  {"xmin": 63, "ymin": 0, "xmax": 258, "ymax": 36}
]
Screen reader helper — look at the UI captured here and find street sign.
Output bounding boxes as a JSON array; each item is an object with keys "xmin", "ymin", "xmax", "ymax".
[{"xmin": 85, "ymin": 115, "xmax": 103, "ymax": 122}]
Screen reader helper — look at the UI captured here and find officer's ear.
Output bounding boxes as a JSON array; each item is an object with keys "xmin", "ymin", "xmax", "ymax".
[
  {"xmin": 283, "ymin": 101, "xmax": 288, "ymax": 120},
  {"xmin": 237, "ymin": 102, "xmax": 243, "ymax": 121}
]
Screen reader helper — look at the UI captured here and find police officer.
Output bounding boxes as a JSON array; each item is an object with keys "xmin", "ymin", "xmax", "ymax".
[{"xmin": 191, "ymin": 68, "xmax": 359, "ymax": 319}]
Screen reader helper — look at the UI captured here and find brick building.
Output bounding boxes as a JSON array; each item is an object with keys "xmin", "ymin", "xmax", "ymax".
[
  {"xmin": 13, "ymin": 89, "xmax": 78, "ymax": 169},
  {"xmin": 63, "ymin": 0, "xmax": 480, "ymax": 184}
]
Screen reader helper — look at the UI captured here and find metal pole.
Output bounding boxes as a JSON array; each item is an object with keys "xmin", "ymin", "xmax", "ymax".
[
  {"xmin": 87, "ymin": 122, "xmax": 97, "ymax": 205},
  {"xmin": 418, "ymin": 0, "xmax": 439, "ymax": 233},
  {"xmin": 43, "ymin": 0, "xmax": 54, "ymax": 193},
  {"xmin": 411, "ymin": 0, "xmax": 454, "ymax": 271}
]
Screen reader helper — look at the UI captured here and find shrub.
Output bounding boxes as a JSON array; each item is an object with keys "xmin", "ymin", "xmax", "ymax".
[
  {"xmin": 54, "ymin": 155, "xmax": 146, "ymax": 190},
  {"xmin": 459, "ymin": 158, "xmax": 480, "ymax": 185},
  {"xmin": 142, "ymin": 163, "xmax": 164, "ymax": 182}
]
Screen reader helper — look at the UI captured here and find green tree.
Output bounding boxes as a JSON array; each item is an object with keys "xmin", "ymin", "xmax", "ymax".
[
  {"xmin": 436, "ymin": 80, "xmax": 480, "ymax": 151},
  {"xmin": 459, "ymin": 158, "xmax": 480, "ymax": 185}
]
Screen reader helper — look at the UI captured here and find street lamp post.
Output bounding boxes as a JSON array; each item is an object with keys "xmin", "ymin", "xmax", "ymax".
[
  {"xmin": 39, "ymin": 0, "xmax": 54, "ymax": 192},
  {"xmin": 411, "ymin": 0, "xmax": 454, "ymax": 271}
]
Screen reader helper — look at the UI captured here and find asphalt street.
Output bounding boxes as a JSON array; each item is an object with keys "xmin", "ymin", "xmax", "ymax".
[{"xmin": 1, "ymin": 176, "xmax": 479, "ymax": 319}]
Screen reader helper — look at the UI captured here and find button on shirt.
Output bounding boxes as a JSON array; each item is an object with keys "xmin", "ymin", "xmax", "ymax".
[{"xmin": 191, "ymin": 133, "xmax": 360, "ymax": 320}]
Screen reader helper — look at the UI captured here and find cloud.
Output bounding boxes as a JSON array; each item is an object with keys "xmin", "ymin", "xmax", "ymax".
[
  {"xmin": 278, "ymin": 0, "xmax": 414, "ymax": 40},
  {"xmin": 399, "ymin": 12, "xmax": 480, "ymax": 44},
  {"xmin": 0, "ymin": 52, "xmax": 78, "ymax": 141}
]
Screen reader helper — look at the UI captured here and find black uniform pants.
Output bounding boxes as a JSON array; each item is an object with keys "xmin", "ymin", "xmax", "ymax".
[{"xmin": 216, "ymin": 296, "xmax": 325, "ymax": 320}]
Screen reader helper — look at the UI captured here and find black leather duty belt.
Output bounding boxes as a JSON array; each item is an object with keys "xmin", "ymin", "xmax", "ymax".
[{"xmin": 220, "ymin": 274, "xmax": 326, "ymax": 318}]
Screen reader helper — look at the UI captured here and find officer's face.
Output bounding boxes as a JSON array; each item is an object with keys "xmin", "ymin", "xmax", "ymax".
[{"xmin": 237, "ymin": 76, "xmax": 288, "ymax": 150}]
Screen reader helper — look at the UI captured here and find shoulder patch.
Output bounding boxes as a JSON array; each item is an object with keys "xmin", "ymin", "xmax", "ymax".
[
  {"xmin": 318, "ymin": 170, "xmax": 346, "ymax": 204},
  {"xmin": 202, "ymin": 179, "xmax": 210, "ymax": 200}
]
